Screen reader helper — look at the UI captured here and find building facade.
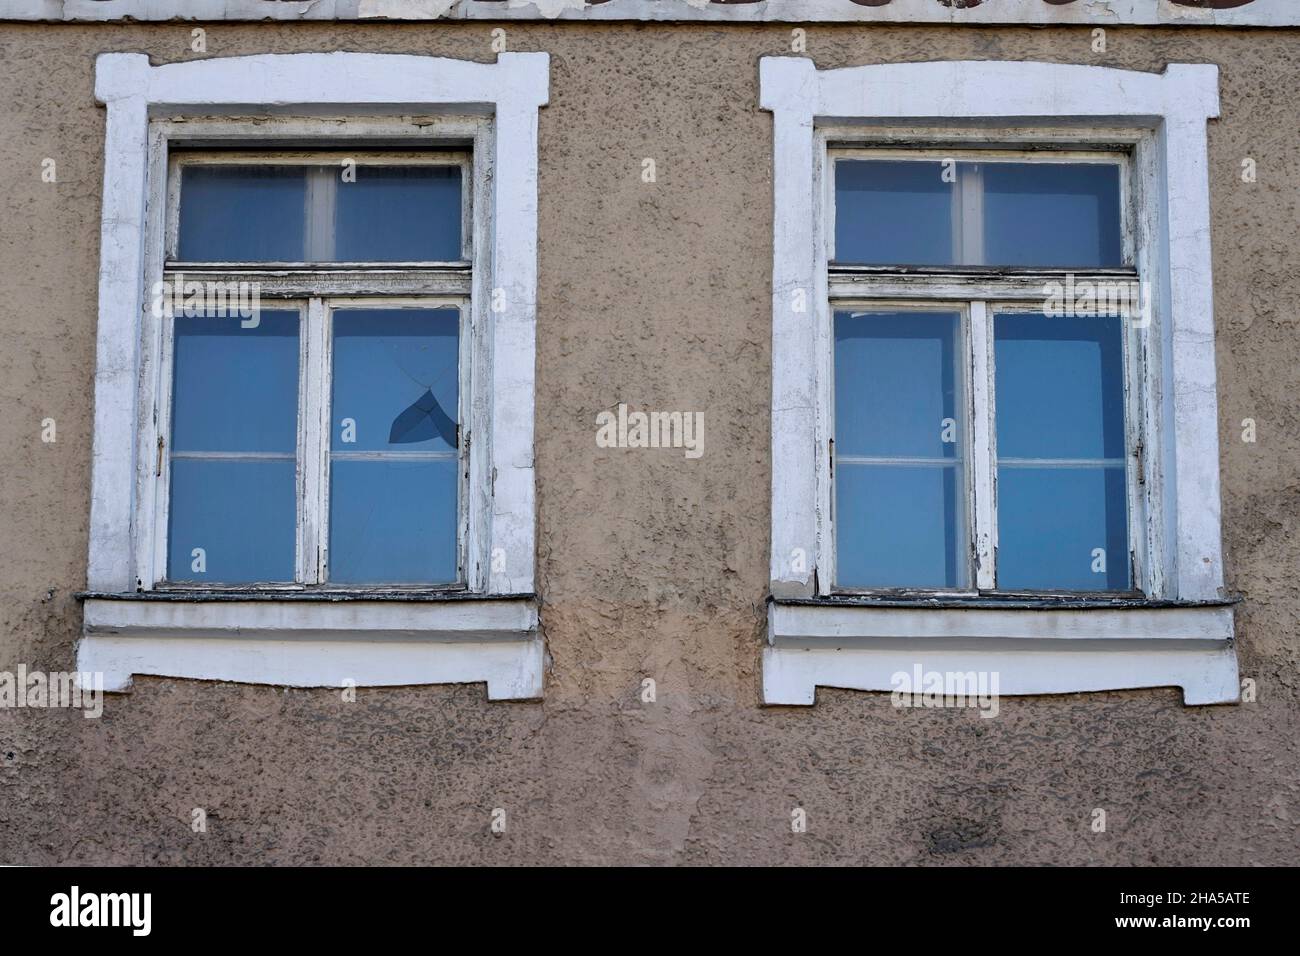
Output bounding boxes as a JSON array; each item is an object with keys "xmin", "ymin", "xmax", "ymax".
[{"xmin": 0, "ymin": 0, "xmax": 1297, "ymax": 865}]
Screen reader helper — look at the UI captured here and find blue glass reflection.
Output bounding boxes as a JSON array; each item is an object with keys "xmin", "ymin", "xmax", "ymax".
[
  {"xmin": 178, "ymin": 166, "xmax": 307, "ymax": 262},
  {"xmin": 166, "ymin": 310, "xmax": 299, "ymax": 584},
  {"xmin": 328, "ymin": 459, "xmax": 458, "ymax": 585},
  {"xmin": 834, "ymin": 310, "xmax": 965, "ymax": 588},
  {"xmin": 995, "ymin": 312, "xmax": 1130, "ymax": 591},
  {"xmin": 329, "ymin": 308, "xmax": 460, "ymax": 584},
  {"xmin": 834, "ymin": 160, "xmax": 954, "ymax": 266},
  {"xmin": 982, "ymin": 162, "xmax": 1123, "ymax": 268},
  {"xmin": 334, "ymin": 166, "xmax": 462, "ymax": 263},
  {"xmin": 167, "ymin": 459, "xmax": 296, "ymax": 583},
  {"xmin": 171, "ymin": 312, "xmax": 300, "ymax": 454}
]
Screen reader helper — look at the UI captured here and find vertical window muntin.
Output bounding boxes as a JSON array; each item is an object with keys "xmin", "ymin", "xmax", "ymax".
[
  {"xmin": 153, "ymin": 147, "xmax": 474, "ymax": 589},
  {"xmin": 825, "ymin": 143, "xmax": 1146, "ymax": 595}
]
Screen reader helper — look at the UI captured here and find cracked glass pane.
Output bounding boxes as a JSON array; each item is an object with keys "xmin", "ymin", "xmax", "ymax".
[{"xmin": 328, "ymin": 308, "xmax": 460, "ymax": 584}]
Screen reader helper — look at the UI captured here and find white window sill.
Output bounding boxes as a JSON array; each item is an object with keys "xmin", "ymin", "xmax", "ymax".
[
  {"xmin": 78, "ymin": 593, "xmax": 542, "ymax": 700},
  {"xmin": 764, "ymin": 599, "xmax": 1238, "ymax": 706}
]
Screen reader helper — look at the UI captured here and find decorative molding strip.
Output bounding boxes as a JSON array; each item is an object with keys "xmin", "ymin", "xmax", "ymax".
[{"xmin": 1, "ymin": 0, "xmax": 1295, "ymax": 27}]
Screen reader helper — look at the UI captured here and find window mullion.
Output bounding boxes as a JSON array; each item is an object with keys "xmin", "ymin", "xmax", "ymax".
[
  {"xmin": 304, "ymin": 167, "xmax": 337, "ymax": 262},
  {"xmin": 960, "ymin": 163, "xmax": 985, "ymax": 267},
  {"xmin": 969, "ymin": 299, "xmax": 997, "ymax": 590},
  {"xmin": 298, "ymin": 296, "xmax": 330, "ymax": 584}
]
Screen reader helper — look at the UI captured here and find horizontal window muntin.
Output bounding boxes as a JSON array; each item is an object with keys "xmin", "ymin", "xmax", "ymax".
[
  {"xmin": 828, "ymin": 147, "xmax": 1133, "ymax": 272},
  {"xmin": 155, "ymin": 296, "xmax": 469, "ymax": 591},
  {"xmin": 165, "ymin": 150, "xmax": 472, "ymax": 268},
  {"xmin": 828, "ymin": 298, "xmax": 1144, "ymax": 598}
]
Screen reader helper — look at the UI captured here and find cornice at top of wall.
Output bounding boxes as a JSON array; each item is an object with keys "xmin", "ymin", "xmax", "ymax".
[{"xmin": 1, "ymin": 0, "xmax": 1295, "ymax": 28}]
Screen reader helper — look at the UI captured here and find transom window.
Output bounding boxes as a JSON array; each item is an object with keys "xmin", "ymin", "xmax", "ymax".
[
  {"xmin": 156, "ymin": 150, "xmax": 471, "ymax": 588},
  {"xmin": 828, "ymin": 147, "xmax": 1143, "ymax": 595}
]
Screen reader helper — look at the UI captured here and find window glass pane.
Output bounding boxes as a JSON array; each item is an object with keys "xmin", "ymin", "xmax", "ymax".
[
  {"xmin": 328, "ymin": 460, "xmax": 459, "ymax": 585},
  {"xmin": 995, "ymin": 312, "xmax": 1130, "ymax": 591},
  {"xmin": 834, "ymin": 310, "xmax": 966, "ymax": 589},
  {"xmin": 996, "ymin": 467, "xmax": 1129, "ymax": 591},
  {"xmin": 178, "ymin": 163, "xmax": 463, "ymax": 263},
  {"xmin": 171, "ymin": 311, "xmax": 300, "ymax": 454},
  {"xmin": 834, "ymin": 160, "xmax": 953, "ymax": 266},
  {"xmin": 994, "ymin": 313, "xmax": 1125, "ymax": 460},
  {"xmin": 177, "ymin": 166, "xmax": 307, "ymax": 262},
  {"xmin": 981, "ymin": 162, "xmax": 1123, "ymax": 268},
  {"xmin": 836, "ymin": 465, "xmax": 964, "ymax": 590},
  {"xmin": 335, "ymin": 166, "xmax": 462, "ymax": 262},
  {"xmin": 167, "ymin": 310, "xmax": 300, "ymax": 583},
  {"xmin": 833, "ymin": 157, "xmax": 1124, "ymax": 268},
  {"xmin": 329, "ymin": 308, "xmax": 460, "ymax": 584},
  {"xmin": 835, "ymin": 310, "xmax": 960, "ymax": 459},
  {"xmin": 167, "ymin": 460, "xmax": 296, "ymax": 583},
  {"xmin": 331, "ymin": 309, "xmax": 459, "ymax": 453}
]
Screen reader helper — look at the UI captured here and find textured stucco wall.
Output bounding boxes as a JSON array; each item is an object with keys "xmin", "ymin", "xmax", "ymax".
[{"xmin": 0, "ymin": 22, "xmax": 1297, "ymax": 865}]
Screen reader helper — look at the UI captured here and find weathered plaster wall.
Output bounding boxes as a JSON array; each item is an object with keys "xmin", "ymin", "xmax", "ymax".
[{"xmin": 0, "ymin": 22, "xmax": 1297, "ymax": 865}]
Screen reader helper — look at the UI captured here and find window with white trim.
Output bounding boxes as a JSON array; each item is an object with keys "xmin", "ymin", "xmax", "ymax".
[
  {"xmin": 828, "ymin": 147, "xmax": 1142, "ymax": 594},
  {"xmin": 80, "ymin": 52, "xmax": 548, "ymax": 700},
  {"xmin": 159, "ymin": 150, "xmax": 471, "ymax": 588},
  {"xmin": 760, "ymin": 58, "xmax": 1239, "ymax": 706}
]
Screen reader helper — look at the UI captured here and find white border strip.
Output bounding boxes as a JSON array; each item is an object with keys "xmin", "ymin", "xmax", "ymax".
[{"xmin": 6, "ymin": 0, "xmax": 1299, "ymax": 28}]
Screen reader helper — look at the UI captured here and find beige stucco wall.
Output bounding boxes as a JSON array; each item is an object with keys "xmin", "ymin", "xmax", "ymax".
[{"xmin": 0, "ymin": 22, "xmax": 1297, "ymax": 865}]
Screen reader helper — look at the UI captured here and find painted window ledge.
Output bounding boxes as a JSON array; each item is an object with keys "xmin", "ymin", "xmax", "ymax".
[
  {"xmin": 84, "ymin": 51, "xmax": 548, "ymax": 698},
  {"xmin": 79, "ymin": 593, "xmax": 542, "ymax": 699},
  {"xmin": 761, "ymin": 58, "xmax": 1238, "ymax": 706},
  {"xmin": 765, "ymin": 599, "xmax": 1237, "ymax": 706}
]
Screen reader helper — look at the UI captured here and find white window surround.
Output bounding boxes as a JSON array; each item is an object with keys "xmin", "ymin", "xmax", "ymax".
[
  {"xmin": 81, "ymin": 51, "xmax": 548, "ymax": 700},
  {"xmin": 761, "ymin": 57, "xmax": 1239, "ymax": 706}
]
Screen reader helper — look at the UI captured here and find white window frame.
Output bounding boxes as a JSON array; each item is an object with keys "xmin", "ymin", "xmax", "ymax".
[
  {"xmin": 761, "ymin": 58, "xmax": 1238, "ymax": 706},
  {"xmin": 826, "ymin": 145, "xmax": 1145, "ymax": 596},
  {"xmin": 81, "ymin": 52, "xmax": 549, "ymax": 700}
]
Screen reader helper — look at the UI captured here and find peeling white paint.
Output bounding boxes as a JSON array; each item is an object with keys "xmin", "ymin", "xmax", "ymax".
[
  {"xmin": 506, "ymin": 0, "xmax": 590, "ymax": 19},
  {"xmin": 358, "ymin": 0, "xmax": 460, "ymax": 19},
  {"xmin": 3, "ymin": 0, "xmax": 1298, "ymax": 25}
]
